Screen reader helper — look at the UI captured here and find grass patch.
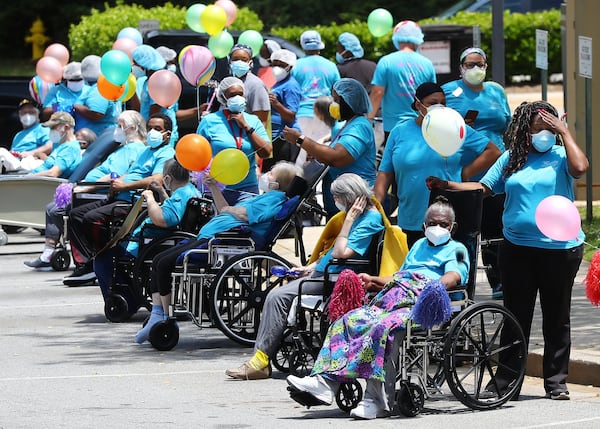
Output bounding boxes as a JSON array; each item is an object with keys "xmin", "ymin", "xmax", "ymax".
[{"xmin": 580, "ymin": 206, "xmax": 600, "ymax": 261}]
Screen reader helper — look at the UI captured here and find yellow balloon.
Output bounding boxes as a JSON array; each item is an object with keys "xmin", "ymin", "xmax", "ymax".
[
  {"xmin": 118, "ymin": 74, "xmax": 137, "ymax": 102},
  {"xmin": 210, "ymin": 148, "xmax": 250, "ymax": 185},
  {"xmin": 200, "ymin": 5, "xmax": 227, "ymax": 36}
]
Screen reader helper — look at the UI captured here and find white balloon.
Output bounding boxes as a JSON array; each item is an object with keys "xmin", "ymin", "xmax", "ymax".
[{"xmin": 421, "ymin": 106, "xmax": 466, "ymax": 157}]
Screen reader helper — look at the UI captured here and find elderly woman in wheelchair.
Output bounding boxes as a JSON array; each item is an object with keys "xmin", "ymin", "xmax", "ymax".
[
  {"xmin": 226, "ymin": 173, "xmax": 384, "ymax": 380},
  {"xmin": 133, "ymin": 161, "xmax": 303, "ymax": 344},
  {"xmin": 286, "ymin": 196, "xmax": 470, "ymax": 419}
]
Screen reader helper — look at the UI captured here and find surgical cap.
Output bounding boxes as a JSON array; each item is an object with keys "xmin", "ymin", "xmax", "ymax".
[
  {"xmin": 338, "ymin": 32, "xmax": 364, "ymax": 59},
  {"xmin": 411, "ymin": 82, "xmax": 444, "ymax": 110},
  {"xmin": 81, "ymin": 55, "xmax": 101, "ymax": 83},
  {"xmin": 132, "ymin": 45, "xmax": 166, "ymax": 71},
  {"xmin": 271, "ymin": 49, "xmax": 297, "ymax": 67},
  {"xmin": 460, "ymin": 47, "xmax": 487, "ymax": 63},
  {"xmin": 333, "ymin": 78, "xmax": 372, "ymax": 114},
  {"xmin": 216, "ymin": 77, "xmax": 245, "ymax": 106},
  {"xmin": 63, "ymin": 62, "xmax": 82, "ymax": 80},
  {"xmin": 264, "ymin": 39, "xmax": 281, "ymax": 55},
  {"xmin": 392, "ymin": 20, "xmax": 424, "ymax": 50},
  {"xmin": 156, "ymin": 46, "xmax": 177, "ymax": 62},
  {"xmin": 230, "ymin": 44, "xmax": 253, "ymax": 59}
]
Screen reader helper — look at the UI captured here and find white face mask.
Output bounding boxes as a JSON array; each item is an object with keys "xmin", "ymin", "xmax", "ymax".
[
  {"xmin": 258, "ymin": 173, "xmax": 278, "ymax": 193},
  {"xmin": 272, "ymin": 66, "xmax": 289, "ymax": 82},
  {"xmin": 49, "ymin": 127, "xmax": 64, "ymax": 144},
  {"xmin": 463, "ymin": 67, "xmax": 486, "ymax": 86},
  {"xmin": 166, "ymin": 64, "xmax": 177, "ymax": 73},
  {"xmin": 20, "ymin": 113, "xmax": 37, "ymax": 128},
  {"xmin": 67, "ymin": 80, "xmax": 85, "ymax": 92},
  {"xmin": 147, "ymin": 128, "xmax": 166, "ymax": 148},
  {"xmin": 113, "ymin": 127, "xmax": 126, "ymax": 144},
  {"xmin": 424, "ymin": 225, "xmax": 451, "ymax": 246},
  {"xmin": 335, "ymin": 201, "xmax": 346, "ymax": 213},
  {"xmin": 258, "ymin": 57, "xmax": 270, "ymax": 67}
]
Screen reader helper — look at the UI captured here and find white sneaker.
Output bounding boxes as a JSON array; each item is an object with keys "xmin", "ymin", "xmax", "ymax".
[
  {"xmin": 286, "ymin": 374, "xmax": 334, "ymax": 405},
  {"xmin": 350, "ymin": 398, "xmax": 390, "ymax": 420}
]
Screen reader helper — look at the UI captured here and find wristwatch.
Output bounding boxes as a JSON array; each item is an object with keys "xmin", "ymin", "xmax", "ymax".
[
  {"xmin": 246, "ymin": 127, "xmax": 255, "ymax": 135},
  {"xmin": 296, "ymin": 134, "xmax": 305, "ymax": 147}
]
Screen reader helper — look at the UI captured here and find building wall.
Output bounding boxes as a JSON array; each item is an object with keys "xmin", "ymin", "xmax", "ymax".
[{"xmin": 565, "ymin": 0, "xmax": 600, "ymax": 200}]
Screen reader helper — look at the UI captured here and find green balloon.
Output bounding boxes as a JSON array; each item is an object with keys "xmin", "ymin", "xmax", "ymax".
[
  {"xmin": 208, "ymin": 31, "xmax": 234, "ymax": 59},
  {"xmin": 368, "ymin": 8, "xmax": 393, "ymax": 38},
  {"xmin": 186, "ymin": 4, "xmax": 206, "ymax": 33},
  {"xmin": 237, "ymin": 30, "xmax": 264, "ymax": 58}
]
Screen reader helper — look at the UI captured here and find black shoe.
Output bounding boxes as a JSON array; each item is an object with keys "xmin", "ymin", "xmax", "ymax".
[
  {"xmin": 63, "ymin": 263, "xmax": 96, "ymax": 286},
  {"xmin": 24, "ymin": 257, "xmax": 52, "ymax": 269},
  {"xmin": 546, "ymin": 389, "xmax": 570, "ymax": 400}
]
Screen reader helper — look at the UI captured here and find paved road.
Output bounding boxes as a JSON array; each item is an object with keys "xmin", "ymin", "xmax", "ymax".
[{"xmin": 1, "ymin": 229, "xmax": 599, "ymax": 428}]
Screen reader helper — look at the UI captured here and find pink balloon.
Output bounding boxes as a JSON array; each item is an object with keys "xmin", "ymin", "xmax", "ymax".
[
  {"xmin": 148, "ymin": 70, "xmax": 182, "ymax": 108},
  {"xmin": 112, "ymin": 37, "xmax": 138, "ymax": 60},
  {"xmin": 535, "ymin": 195, "xmax": 581, "ymax": 241},
  {"xmin": 44, "ymin": 43, "xmax": 70, "ymax": 66},
  {"xmin": 36, "ymin": 56, "xmax": 63, "ymax": 84},
  {"xmin": 215, "ymin": 0, "xmax": 238, "ymax": 26},
  {"xmin": 179, "ymin": 45, "xmax": 216, "ymax": 86}
]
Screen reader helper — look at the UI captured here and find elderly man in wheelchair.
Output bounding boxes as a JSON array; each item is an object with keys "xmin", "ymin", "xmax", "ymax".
[{"xmin": 285, "ymin": 195, "xmax": 527, "ymax": 419}]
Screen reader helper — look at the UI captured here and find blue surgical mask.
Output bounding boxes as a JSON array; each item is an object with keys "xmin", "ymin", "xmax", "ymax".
[
  {"xmin": 531, "ymin": 129, "xmax": 556, "ymax": 153},
  {"xmin": 227, "ymin": 95, "xmax": 247, "ymax": 114},
  {"xmin": 230, "ymin": 60, "xmax": 251, "ymax": 78},
  {"xmin": 167, "ymin": 64, "xmax": 177, "ymax": 73},
  {"xmin": 132, "ymin": 65, "xmax": 146, "ymax": 78},
  {"xmin": 335, "ymin": 51, "xmax": 347, "ymax": 64},
  {"xmin": 147, "ymin": 128, "xmax": 165, "ymax": 148}
]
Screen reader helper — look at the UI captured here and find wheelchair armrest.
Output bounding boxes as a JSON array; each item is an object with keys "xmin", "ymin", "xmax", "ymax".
[{"xmin": 214, "ymin": 227, "xmax": 252, "ymax": 238}]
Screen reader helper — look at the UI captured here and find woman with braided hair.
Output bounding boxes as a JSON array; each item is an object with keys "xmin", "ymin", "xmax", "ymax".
[{"xmin": 426, "ymin": 100, "xmax": 588, "ymax": 401}]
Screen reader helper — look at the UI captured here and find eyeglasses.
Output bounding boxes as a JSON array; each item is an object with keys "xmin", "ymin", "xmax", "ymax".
[
  {"xmin": 425, "ymin": 221, "xmax": 452, "ymax": 228},
  {"xmin": 462, "ymin": 62, "xmax": 486, "ymax": 69}
]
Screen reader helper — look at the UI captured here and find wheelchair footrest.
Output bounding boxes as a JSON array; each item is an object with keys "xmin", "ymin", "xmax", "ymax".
[{"xmin": 287, "ymin": 385, "xmax": 329, "ymax": 408}]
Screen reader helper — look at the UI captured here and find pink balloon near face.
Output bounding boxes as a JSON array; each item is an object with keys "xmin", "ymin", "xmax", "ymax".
[
  {"xmin": 112, "ymin": 37, "xmax": 138, "ymax": 60},
  {"xmin": 36, "ymin": 56, "xmax": 63, "ymax": 84},
  {"xmin": 148, "ymin": 70, "xmax": 182, "ymax": 108},
  {"xmin": 535, "ymin": 195, "xmax": 581, "ymax": 241},
  {"xmin": 215, "ymin": 0, "xmax": 238, "ymax": 26},
  {"xmin": 44, "ymin": 43, "xmax": 70, "ymax": 66}
]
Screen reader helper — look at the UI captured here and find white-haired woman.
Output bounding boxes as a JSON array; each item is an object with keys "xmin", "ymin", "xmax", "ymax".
[{"xmin": 226, "ymin": 173, "xmax": 384, "ymax": 380}]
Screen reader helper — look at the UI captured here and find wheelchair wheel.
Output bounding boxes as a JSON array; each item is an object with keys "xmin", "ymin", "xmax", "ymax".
[
  {"xmin": 336, "ymin": 381, "xmax": 363, "ymax": 412},
  {"xmin": 273, "ymin": 329, "xmax": 294, "ymax": 373},
  {"xmin": 149, "ymin": 318, "xmax": 179, "ymax": 351},
  {"xmin": 443, "ymin": 302, "xmax": 527, "ymax": 410},
  {"xmin": 289, "ymin": 349, "xmax": 317, "ymax": 377},
  {"xmin": 104, "ymin": 294, "xmax": 131, "ymax": 322},
  {"xmin": 0, "ymin": 230, "xmax": 7, "ymax": 246},
  {"xmin": 50, "ymin": 248, "xmax": 71, "ymax": 271},
  {"xmin": 210, "ymin": 251, "xmax": 292, "ymax": 346},
  {"xmin": 396, "ymin": 381, "xmax": 425, "ymax": 417},
  {"xmin": 406, "ymin": 341, "xmax": 446, "ymax": 391}
]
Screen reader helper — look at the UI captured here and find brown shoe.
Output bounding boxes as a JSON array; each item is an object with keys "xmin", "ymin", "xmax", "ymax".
[{"xmin": 225, "ymin": 362, "xmax": 271, "ymax": 380}]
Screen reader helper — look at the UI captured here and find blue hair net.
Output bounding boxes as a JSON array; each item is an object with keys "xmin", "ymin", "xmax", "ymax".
[
  {"xmin": 392, "ymin": 20, "xmax": 424, "ymax": 50},
  {"xmin": 333, "ymin": 78, "xmax": 372, "ymax": 114},
  {"xmin": 338, "ymin": 32, "xmax": 364, "ymax": 59},
  {"xmin": 132, "ymin": 45, "xmax": 166, "ymax": 71}
]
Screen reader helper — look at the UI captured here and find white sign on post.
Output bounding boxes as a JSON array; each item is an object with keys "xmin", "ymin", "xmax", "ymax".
[
  {"xmin": 579, "ymin": 36, "xmax": 593, "ymax": 79},
  {"xmin": 536, "ymin": 29, "xmax": 548, "ymax": 70},
  {"xmin": 420, "ymin": 41, "xmax": 451, "ymax": 74},
  {"xmin": 138, "ymin": 19, "xmax": 160, "ymax": 37}
]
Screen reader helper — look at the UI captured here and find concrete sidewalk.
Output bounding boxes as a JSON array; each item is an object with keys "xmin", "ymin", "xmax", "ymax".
[{"xmin": 273, "ymin": 225, "xmax": 600, "ymax": 388}]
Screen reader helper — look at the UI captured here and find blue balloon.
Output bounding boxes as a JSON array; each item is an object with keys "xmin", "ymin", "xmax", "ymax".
[{"xmin": 117, "ymin": 27, "xmax": 143, "ymax": 46}]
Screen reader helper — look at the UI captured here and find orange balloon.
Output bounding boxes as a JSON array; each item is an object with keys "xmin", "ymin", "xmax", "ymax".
[
  {"xmin": 175, "ymin": 134, "xmax": 212, "ymax": 171},
  {"xmin": 97, "ymin": 74, "xmax": 126, "ymax": 101}
]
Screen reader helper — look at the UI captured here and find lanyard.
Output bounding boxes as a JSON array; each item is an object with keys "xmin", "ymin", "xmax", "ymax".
[
  {"xmin": 225, "ymin": 111, "xmax": 243, "ymax": 150},
  {"xmin": 330, "ymin": 115, "xmax": 359, "ymax": 146}
]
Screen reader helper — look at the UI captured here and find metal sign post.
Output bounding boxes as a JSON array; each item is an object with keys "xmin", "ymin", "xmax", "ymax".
[
  {"xmin": 536, "ymin": 29, "xmax": 548, "ymax": 101},
  {"xmin": 579, "ymin": 36, "xmax": 593, "ymax": 223}
]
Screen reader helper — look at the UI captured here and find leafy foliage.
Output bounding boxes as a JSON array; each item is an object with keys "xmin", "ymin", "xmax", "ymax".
[{"xmin": 68, "ymin": 2, "xmax": 263, "ymax": 59}]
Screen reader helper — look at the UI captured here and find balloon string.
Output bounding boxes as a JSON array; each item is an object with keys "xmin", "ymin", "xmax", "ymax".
[
  {"xmin": 196, "ymin": 85, "xmax": 201, "ymax": 123},
  {"xmin": 582, "ymin": 240, "xmax": 600, "ymax": 250}
]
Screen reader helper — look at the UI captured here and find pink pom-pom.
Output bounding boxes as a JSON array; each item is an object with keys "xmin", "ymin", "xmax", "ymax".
[
  {"xmin": 327, "ymin": 269, "xmax": 367, "ymax": 322},
  {"xmin": 584, "ymin": 250, "xmax": 600, "ymax": 306},
  {"xmin": 54, "ymin": 183, "xmax": 73, "ymax": 208}
]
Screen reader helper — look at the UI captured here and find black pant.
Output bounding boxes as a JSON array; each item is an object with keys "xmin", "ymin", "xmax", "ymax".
[
  {"xmin": 149, "ymin": 238, "xmax": 208, "ymax": 296},
  {"xmin": 68, "ymin": 199, "xmax": 132, "ymax": 265},
  {"xmin": 480, "ymin": 194, "xmax": 505, "ymax": 289},
  {"xmin": 496, "ymin": 240, "xmax": 583, "ymax": 394}
]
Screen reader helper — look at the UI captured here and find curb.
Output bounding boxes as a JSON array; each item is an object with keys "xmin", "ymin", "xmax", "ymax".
[{"xmin": 527, "ymin": 349, "xmax": 600, "ymax": 387}]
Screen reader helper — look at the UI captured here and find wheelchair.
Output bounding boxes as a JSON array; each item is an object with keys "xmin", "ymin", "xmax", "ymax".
[
  {"xmin": 140, "ymin": 162, "xmax": 329, "ymax": 351},
  {"xmin": 286, "ymin": 189, "xmax": 528, "ymax": 415},
  {"xmin": 102, "ymin": 195, "xmax": 214, "ymax": 322}
]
